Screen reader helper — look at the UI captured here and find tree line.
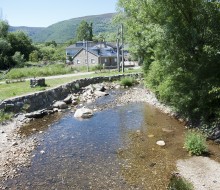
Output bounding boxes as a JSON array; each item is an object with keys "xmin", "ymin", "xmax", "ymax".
[
  {"xmin": 117, "ymin": 0, "xmax": 220, "ymax": 127},
  {"xmin": 0, "ymin": 19, "xmax": 118, "ymax": 70}
]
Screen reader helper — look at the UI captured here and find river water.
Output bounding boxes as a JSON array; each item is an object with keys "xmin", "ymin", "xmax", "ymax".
[{"xmin": 5, "ymin": 94, "xmax": 189, "ymax": 189}]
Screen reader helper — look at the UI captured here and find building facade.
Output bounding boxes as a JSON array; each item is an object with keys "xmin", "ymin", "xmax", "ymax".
[{"xmin": 66, "ymin": 41, "xmax": 121, "ymax": 69}]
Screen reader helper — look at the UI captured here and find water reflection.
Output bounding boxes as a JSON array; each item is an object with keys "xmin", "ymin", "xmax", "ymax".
[{"xmin": 5, "ymin": 103, "xmax": 187, "ymax": 190}]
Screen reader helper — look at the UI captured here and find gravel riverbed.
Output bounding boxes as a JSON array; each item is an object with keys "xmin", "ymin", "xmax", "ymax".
[{"xmin": 0, "ymin": 84, "xmax": 220, "ymax": 190}]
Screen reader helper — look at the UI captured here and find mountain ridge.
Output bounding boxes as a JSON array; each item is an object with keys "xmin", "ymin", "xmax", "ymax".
[{"xmin": 9, "ymin": 13, "xmax": 116, "ymax": 43}]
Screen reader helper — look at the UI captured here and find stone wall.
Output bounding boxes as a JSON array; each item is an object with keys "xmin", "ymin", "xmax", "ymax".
[{"xmin": 0, "ymin": 73, "xmax": 142, "ymax": 114}]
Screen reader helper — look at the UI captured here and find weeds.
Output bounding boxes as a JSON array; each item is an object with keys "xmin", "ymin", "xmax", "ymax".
[
  {"xmin": 168, "ymin": 174, "xmax": 194, "ymax": 190},
  {"xmin": 120, "ymin": 77, "xmax": 137, "ymax": 87},
  {"xmin": 184, "ymin": 130, "xmax": 208, "ymax": 156},
  {"xmin": 0, "ymin": 110, "xmax": 13, "ymax": 123}
]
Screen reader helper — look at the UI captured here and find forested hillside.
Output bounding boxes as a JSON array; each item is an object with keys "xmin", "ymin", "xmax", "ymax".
[
  {"xmin": 9, "ymin": 26, "xmax": 45, "ymax": 39},
  {"xmin": 10, "ymin": 13, "xmax": 116, "ymax": 43}
]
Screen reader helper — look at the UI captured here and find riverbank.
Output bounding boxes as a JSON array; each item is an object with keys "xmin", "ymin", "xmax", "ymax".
[
  {"xmin": 0, "ymin": 83, "xmax": 220, "ymax": 189},
  {"xmin": 0, "ymin": 118, "xmax": 36, "ymax": 183}
]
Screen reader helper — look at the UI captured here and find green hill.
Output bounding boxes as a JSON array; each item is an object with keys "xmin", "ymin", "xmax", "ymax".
[
  {"xmin": 10, "ymin": 13, "xmax": 116, "ymax": 43},
  {"xmin": 9, "ymin": 26, "xmax": 45, "ymax": 39}
]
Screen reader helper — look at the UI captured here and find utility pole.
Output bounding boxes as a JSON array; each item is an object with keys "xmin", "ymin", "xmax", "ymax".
[
  {"xmin": 121, "ymin": 24, "xmax": 124, "ymax": 73},
  {"xmin": 117, "ymin": 28, "xmax": 120, "ymax": 72},
  {"xmin": 86, "ymin": 41, "xmax": 89, "ymax": 72}
]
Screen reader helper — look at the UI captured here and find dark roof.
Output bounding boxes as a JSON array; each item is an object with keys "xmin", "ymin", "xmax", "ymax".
[
  {"xmin": 71, "ymin": 47, "xmax": 118, "ymax": 59},
  {"xmin": 67, "ymin": 42, "xmax": 119, "ymax": 58}
]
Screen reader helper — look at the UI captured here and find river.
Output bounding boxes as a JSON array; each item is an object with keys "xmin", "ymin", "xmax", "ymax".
[{"xmin": 4, "ymin": 96, "xmax": 189, "ymax": 190}]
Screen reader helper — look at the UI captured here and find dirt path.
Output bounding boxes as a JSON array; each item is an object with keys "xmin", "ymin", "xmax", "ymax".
[
  {"xmin": 177, "ymin": 157, "xmax": 220, "ymax": 190},
  {"xmin": 0, "ymin": 71, "xmax": 95, "ymax": 84}
]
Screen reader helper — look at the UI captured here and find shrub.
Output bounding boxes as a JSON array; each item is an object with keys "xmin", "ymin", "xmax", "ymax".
[
  {"xmin": 120, "ymin": 77, "xmax": 136, "ymax": 87},
  {"xmin": 184, "ymin": 130, "xmax": 208, "ymax": 156},
  {"xmin": 168, "ymin": 175, "xmax": 193, "ymax": 190}
]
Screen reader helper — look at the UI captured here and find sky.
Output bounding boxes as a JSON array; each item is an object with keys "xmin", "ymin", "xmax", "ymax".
[{"xmin": 0, "ymin": 0, "xmax": 118, "ymax": 27}]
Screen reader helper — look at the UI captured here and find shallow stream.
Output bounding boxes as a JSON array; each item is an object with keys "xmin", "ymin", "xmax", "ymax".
[{"xmin": 4, "ymin": 90, "xmax": 194, "ymax": 189}]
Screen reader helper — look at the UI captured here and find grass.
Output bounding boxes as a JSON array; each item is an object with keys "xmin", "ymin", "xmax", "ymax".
[
  {"xmin": 168, "ymin": 175, "xmax": 194, "ymax": 190},
  {"xmin": 5, "ymin": 64, "xmax": 114, "ymax": 80},
  {"xmin": 0, "ymin": 68, "xmax": 142, "ymax": 100},
  {"xmin": 0, "ymin": 110, "xmax": 13, "ymax": 123},
  {"xmin": 184, "ymin": 130, "xmax": 208, "ymax": 156},
  {"xmin": 5, "ymin": 64, "xmax": 76, "ymax": 79},
  {"xmin": 120, "ymin": 77, "xmax": 137, "ymax": 87},
  {"xmin": 0, "ymin": 76, "xmax": 85, "ymax": 100}
]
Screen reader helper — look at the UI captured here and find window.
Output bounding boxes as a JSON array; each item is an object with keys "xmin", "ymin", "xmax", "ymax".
[
  {"xmin": 114, "ymin": 58, "xmax": 117, "ymax": 62},
  {"xmin": 104, "ymin": 58, "xmax": 107, "ymax": 63},
  {"xmin": 77, "ymin": 60, "xmax": 80, "ymax": 64},
  {"xmin": 91, "ymin": 59, "xmax": 95, "ymax": 64}
]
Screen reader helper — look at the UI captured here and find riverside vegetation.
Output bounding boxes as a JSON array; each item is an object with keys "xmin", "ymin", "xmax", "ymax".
[
  {"xmin": 184, "ymin": 130, "xmax": 208, "ymax": 156},
  {"xmin": 116, "ymin": 0, "xmax": 220, "ymax": 133}
]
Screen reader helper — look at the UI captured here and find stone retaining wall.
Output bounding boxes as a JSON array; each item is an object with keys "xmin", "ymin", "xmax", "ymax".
[{"xmin": 0, "ymin": 73, "xmax": 142, "ymax": 113}]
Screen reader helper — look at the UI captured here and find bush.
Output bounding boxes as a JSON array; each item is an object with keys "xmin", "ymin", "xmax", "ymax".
[
  {"xmin": 168, "ymin": 175, "xmax": 193, "ymax": 190},
  {"xmin": 184, "ymin": 131, "xmax": 208, "ymax": 156},
  {"xmin": 120, "ymin": 77, "xmax": 137, "ymax": 87}
]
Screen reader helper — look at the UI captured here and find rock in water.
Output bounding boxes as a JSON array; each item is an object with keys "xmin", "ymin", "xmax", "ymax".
[
  {"xmin": 156, "ymin": 140, "xmax": 166, "ymax": 146},
  {"xmin": 94, "ymin": 91, "xmax": 109, "ymax": 97},
  {"xmin": 25, "ymin": 109, "xmax": 47, "ymax": 118},
  {"xmin": 53, "ymin": 101, "xmax": 68, "ymax": 109},
  {"xmin": 74, "ymin": 107, "xmax": 93, "ymax": 119}
]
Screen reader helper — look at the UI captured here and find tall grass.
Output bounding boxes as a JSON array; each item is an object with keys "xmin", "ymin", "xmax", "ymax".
[{"xmin": 6, "ymin": 64, "xmax": 76, "ymax": 79}]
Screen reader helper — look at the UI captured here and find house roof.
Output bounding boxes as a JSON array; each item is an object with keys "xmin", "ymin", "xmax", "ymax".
[
  {"xmin": 66, "ymin": 41, "xmax": 119, "ymax": 58},
  {"xmin": 71, "ymin": 47, "xmax": 118, "ymax": 59}
]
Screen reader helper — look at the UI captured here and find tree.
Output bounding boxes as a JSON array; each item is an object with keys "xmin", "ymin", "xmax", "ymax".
[
  {"xmin": 12, "ymin": 51, "xmax": 25, "ymax": 67},
  {"xmin": 76, "ymin": 20, "xmax": 93, "ymax": 41},
  {"xmin": 0, "ymin": 20, "xmax": 9, "ymax": 38},
  {"xmin": 7, "ymin": 31, "xmax": 34, "ymax": 60},
  {"xmin": 117, "ymin": 0, "xmax": 220, "ymax": 125},
  {"xmin": 0, "ymin": 38, "xmax": 12, "ymax": 69},
  {"xmin": 45, "ymin": 40, "xmax": 57, "ymax": 47},
  {"xmin": 29, "ymin": 50, "xmax": 40, "ymax": 62}
]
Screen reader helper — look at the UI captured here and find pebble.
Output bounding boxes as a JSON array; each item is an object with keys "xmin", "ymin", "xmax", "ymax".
[
  {"xmin": 148, "ymin": 134, "xmax": 154, "ymax": 138},
  {"xmin": 156, "ymin": 140, "xmax": 166, "ymax": 146}
]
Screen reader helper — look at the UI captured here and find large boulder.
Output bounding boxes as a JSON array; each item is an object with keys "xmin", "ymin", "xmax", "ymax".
[
  {"xmin": 53, "ymin": 101, "xmax": 68, "ymax": 109},
  {"xmin": 94, "ymin": 91, "xmax": 109, "ymax": 97},
  {"xmin": 25, "ymin": 109, "xmax": 48, "ymax": 118},
  {"xmin": 74, "ymin": 107, "xmax": 93, "ymax": 119},
  {"xmin": 93, "ymin": 84, "xmax": 106, "ymax": 92},
  {"xmin": 63, "ymin": 95, "xmax": 72, "ymax": 104},
  {"xmin": 208, "ymin": 127, "xmax": 220, "ymax": 142}
]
